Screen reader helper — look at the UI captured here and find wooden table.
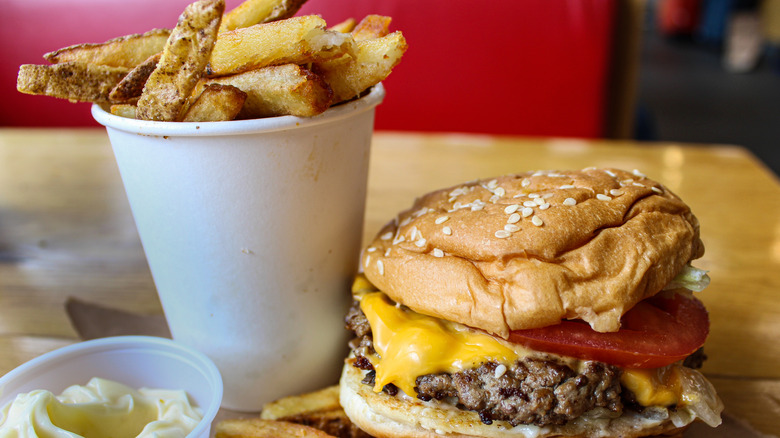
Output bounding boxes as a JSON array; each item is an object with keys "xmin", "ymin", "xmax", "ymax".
[{"xmin": 1, "ymin": 129, "xmax": 778, "ymax": 435}]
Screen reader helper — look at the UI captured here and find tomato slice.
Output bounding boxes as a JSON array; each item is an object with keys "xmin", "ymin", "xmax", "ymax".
[{"xmin": 506, "ymin": 293, "xmax": 710, "ymax": 368}]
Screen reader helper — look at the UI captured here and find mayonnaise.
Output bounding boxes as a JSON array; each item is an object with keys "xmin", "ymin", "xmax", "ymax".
[{"xmin": 0, "ymin": 377, "xmax": 203, "ymax": 438}]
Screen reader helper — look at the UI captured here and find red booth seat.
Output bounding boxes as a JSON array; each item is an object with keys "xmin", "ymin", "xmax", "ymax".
[{"xmin": 2, "ymin": 0, "xmax": 617, "ymax": 138}]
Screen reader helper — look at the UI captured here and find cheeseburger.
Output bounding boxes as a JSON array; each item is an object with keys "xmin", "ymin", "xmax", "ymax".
[{"xmin": 340, "ymin": 168, "xmax": 723, "ymax": 438}]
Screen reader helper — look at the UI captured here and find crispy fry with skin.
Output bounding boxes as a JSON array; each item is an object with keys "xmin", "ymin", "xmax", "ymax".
[
  {"xmin": 44, "ymin": 29, "xmax": 171, "ymax": 69},
  {"xmin": 109, "ymin": 52, "xmax": 161, "ymax": 103},
  {"xmin": 351, "ymin": 15, "xmax": 392, "ymax": 41},
  {"xmin": 329, "ymin": 18, "xmax": 356, "ymax": 33},
  {"xmin": 314, "ymin": 31, "xmax": 407, "ymax": 104},
  {"xmin": 137, "ymin": 0, "xmax": 224, "ymax": 121},
  {"xmin": 181, "ymin": 84, "xmax": 247, "ymax": 121},
  {"xmin": 17, "ymin": 62, "xmax": 129, "ymax": 103},
  {"xmin": 196, "ymin": 63, "xmax": 333, "ymax": 118},
  {"xmin": 220, "ymin": 0, "xmax": 308, "ymax": 32},
  {"xmin": 216, "ymin": 419, "xmax": 337, "ymax": 438},
  {"xmin": 207, "ymin": 15, "xmax": 355, "ymax": 77},
  {"xmin": 110, "ymin": 104, "xmax": 138, "ymax": 119}
]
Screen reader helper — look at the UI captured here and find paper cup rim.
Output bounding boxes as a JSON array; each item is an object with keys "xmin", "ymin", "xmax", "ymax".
[{"xmin": 91, "ymin": 83, "xmax": 385, "ymax": 137}]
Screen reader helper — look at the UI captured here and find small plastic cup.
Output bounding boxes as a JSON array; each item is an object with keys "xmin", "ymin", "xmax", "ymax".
[
  {"xmin": 91, "ymin": 84, "xmax": 385, "ymax": 411},
  {"xmin": 0, "ymin": 336, "xmax": 223, "ymax": 438}
]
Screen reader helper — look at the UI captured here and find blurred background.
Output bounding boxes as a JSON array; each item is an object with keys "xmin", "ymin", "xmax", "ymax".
[{"xmin": 2, "ymin": 0, "xmax": 778, "ymax": 175}]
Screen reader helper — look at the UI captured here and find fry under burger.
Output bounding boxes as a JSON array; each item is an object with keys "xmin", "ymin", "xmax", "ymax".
[{"xmin": 341, "ymin": 168, "xmax": 723, "ymax": 438}]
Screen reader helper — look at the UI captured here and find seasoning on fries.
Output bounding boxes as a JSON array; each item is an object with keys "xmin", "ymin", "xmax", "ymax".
[{"xmin": 16, "ymin": 0, "xmax": 407, "ymax": 123}]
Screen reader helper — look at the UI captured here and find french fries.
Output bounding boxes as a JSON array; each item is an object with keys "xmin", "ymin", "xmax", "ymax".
[
  {"xmin": 216, "ymin": 419, "xmax": 337, "ymax": 438},
  {"xmin": 257, "ymin": 385, "xmax": 371, "ymax": 438},
  {"xmin": 220, "ymin": 0, "xmax": 308, "ymax": 32},
  {"xmin": 43, "ymin": 28, "xmax": 171, "ymax": 69},
  {"xmin": 109, "ymin": 53, "xmax": 161, "ymax": 103},
  {"xmin": 136, "ymin": 0, "xmax": 224, "ymax": 121},
  {"xmin": 329, "ymin": 18, "xmax": 357, "ymax": 33},
  {"xmin": 181, "ymin": 84, "xmax": 247, "ymax": 121},
  {"xmin": 207, "ymin": 15, "xmax": 354, "ymax": 77},
  {"xmin": 197, "ymin": 64, "xmax": 332, "ymax": 118},
  {"xmin": 16, "ymin": 0, "xmax": 406, "ymax": 122},
  {"xmin": 17, "ymin": 62, "xmax": 129, "ymax": 103},
  {"xmin": 351, "ymin": 15, "xmax": 392, "ymax": 41},
  {"xmin": 315, "ymin": 31, "xmax": 407, "ymax": 104}
]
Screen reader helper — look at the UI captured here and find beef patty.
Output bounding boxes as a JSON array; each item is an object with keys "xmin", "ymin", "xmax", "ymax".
[{"xmin": 345, "ymin": 300, "xmax": 702, "ymax": 427}]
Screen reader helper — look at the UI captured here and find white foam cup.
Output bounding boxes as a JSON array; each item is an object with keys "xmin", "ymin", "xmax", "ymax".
[
  {"xmin": 0, "ymin": 336, "xmax": 223, "ymax": 438},
  {"xmin": 91, "ymin": 84, "xmax": 385, "ymax": 411}
]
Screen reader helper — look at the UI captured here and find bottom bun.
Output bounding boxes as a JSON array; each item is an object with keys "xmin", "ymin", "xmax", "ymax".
[{"xmin": 339, "ymin": 362, "xmax": 688, "ymax": 438}]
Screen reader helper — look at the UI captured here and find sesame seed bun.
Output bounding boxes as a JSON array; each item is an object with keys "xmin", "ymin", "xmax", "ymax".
[
  {"xmin": 339, "ymin": 361, "xmax": 688, "ymax": 438},
  {"xmin": 360, "ymin": 168, "xmax": 703, "ymax": 337}
]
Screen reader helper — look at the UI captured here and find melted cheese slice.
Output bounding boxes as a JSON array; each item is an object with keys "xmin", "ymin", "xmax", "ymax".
[{"xmin": 356, "ymin": 285, "xmax": 686, "ymax": 408}]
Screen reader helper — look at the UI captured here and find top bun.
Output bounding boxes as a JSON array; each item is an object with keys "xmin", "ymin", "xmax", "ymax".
[{"xmin": 361, "ymin": 168, "xmax": 703, "ymax": 337}]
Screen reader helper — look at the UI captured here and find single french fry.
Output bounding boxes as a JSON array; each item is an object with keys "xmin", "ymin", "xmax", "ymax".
[
  {"xmin": 197, "ymin": 63, "xmax": 333, "ymax": 118},
  {"xmin": 261, "ymin": 386, "xmax": 341, "ymax": 420},
  {"xmin": 137, "ymin": 0, "xmax": 224, "ymax": 121},
  {"xmin": 109, "ymin": 52, "xmax": 161, "ymax": 103},
  {"xmin": 216, "ymin": 419, "xmax": 337, "ymax": 438},
  {"xmin": 351, "ymin": 15, "xmax": 392, "ymax": 41},
  {"xmin": 110, "ymin": 104, "xmax": 138, "ymax": 119},
  {"xmin": 329, "ymin": 18, "xmax": 356, "ymax": 33},
  {"xmin": 181, "ymin": 83, "xmax": 246, "ymax": 121},
  {"xmin": 207, "ymin": 15, "xmax": 355, "ymax": 77},
  {"xmin": 219, "ymin": 0, "xmax": 308, "ymax": 32},
  {"xmin": 17, "ymin": 62, "xmax": 129, "ymax": 103},
  {"xmin": 43, "ymin": 29, "xmax": 171, "ymax": 69},
  {"xmin": 315, "ymin": 31, "xmax": 407, "ymax": 104}
]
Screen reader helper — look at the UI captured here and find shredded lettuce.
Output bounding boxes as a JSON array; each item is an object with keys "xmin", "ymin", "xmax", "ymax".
[{"xmin": 664, "ymin": 265, "xmax": 710, "ymax": 292}]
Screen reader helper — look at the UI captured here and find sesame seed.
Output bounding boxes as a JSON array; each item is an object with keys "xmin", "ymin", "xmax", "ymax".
[
  {"xmin": 633, "ymin": 169, "xmax": 646, "ymax": 178},
  {"xmin": 393, "ymin": 235, "xmax": 406, "ymax": 244},
  {"xmin": 543, "ymin": 193, "xmax": 554, "ymax": 199},
  {"xmin": 415, "ymin": 238, "xmax": 427, "ymax": 247},
  {"xmin": 563, "ymin": 197, "xmax": 577, "ymax": 206},
  {"xmin": 413, "ymin": 208, "xmax": 428, "ymax": 217},
  {"xmin": 365, "ymin": 255, "xmax": 371, "ymax": 267},
  {"xmin": 381, "ymin": 232, "xmax": 393, "ymax": 240},
  {"xmin": 504, "ymin": 204, "xmax": 520, "ymax": 214},
  {"xmin": 494, "ymin": 187, "xmax": 506, "ymax": 197},
  {"xmin": 652, "ymin": 186, "xmax": 663, "ymax": 194},
  {"xmin": 487, "ymin": 179, "xmax": 499, "ymax": 189},
  {"xmin": 534, "ymin": 198, "xmax": 546, "ymax": 206},
  {"xmin": 494, "ymin": 364, "xmax": 507, "ymax": 379},
  {"xmin": 410, "ymin": 226, "xmax": 419, "ymax": 241},
  {"xmin": 609, "ymin": 189, "xmax": 622, "ymax": 196},
  {"xmin": 532, "ymin": 216, "xmax": 544, "ymax": 226},
  {"xmin": 596, "ymin": 194, "xmax": 612, "ymax": 201},
  {"xmin": 560, "ymin": 184, "xmax": 575, "ymax": 189},
  {"xmin": 632, "ymin": 182, "xmax": 645, "ymax": 187},
  {"xmin": 400, "ymin": 216, "xmax": 411, "ymax": 227},
  {"xmin": 504, "ymin": 224, "xmax": 520, "ymax": 232},
  {"xmin": 385, "ymin": 248, "xmax": 391, "ymax": 257},
  {"xmin": 471, "ymin": 201, "xmax": 485, "ymax": 211},
  {"xmin": 528, "ymin": 193, "xmax": 540, "ymax": 199},
  {"xmin": 443, "ymin": 226, "xmax": 452, "ymax": 235},
  {"xmin": 539, "ymin": 203, "xmax": 550, "ymax": 210},
  {"xmin": 521, "ymin": 179, "xmax": 531, "ymax": 188},
  {"xmin": 377, "ymin": 260, "xmax": 384, "ymax": 275},
  {"xmin": 522, "ymin": 207, "xmax": 534, "ymax": 217},
  {"xmin": 435, "ymin": 216, "xmax": 450, "ymax": 224},
  {"xmin": 532, "ymin": 171, "xmax": 544, "ymax": 176},
  {"xmin": 507, "ymin": 213, "xmax": 521, "ymax": 224},
  {"xmin": 433, "ymin": 248, "xmax": 444, "ymax": 257},
  {"xmin": 495, "ymin": 230, "xmax": 511, "ymax": 238},
  {"xmin": 453, "ymin": 201, "xmax": 464, "ymax": 210},
  {"xmin": 523, "ymin": 201, "xmax": 537, "ymax": 208},
  {"xmin": 605, "ymin": 169, "xmax": 617, "ymax": 177},
  {"xmin": 367, "ymin": 247, "xmax": 377, "ymax": 253},
  {"xmin": 512, "ymin": 193, "xmax": 526, "ymax": 198}
]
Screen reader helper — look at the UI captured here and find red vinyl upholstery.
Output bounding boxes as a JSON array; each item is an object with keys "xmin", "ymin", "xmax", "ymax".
[{"xmin": 2, "ymin": 0, "xmax": 616, "ymax": 138}]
